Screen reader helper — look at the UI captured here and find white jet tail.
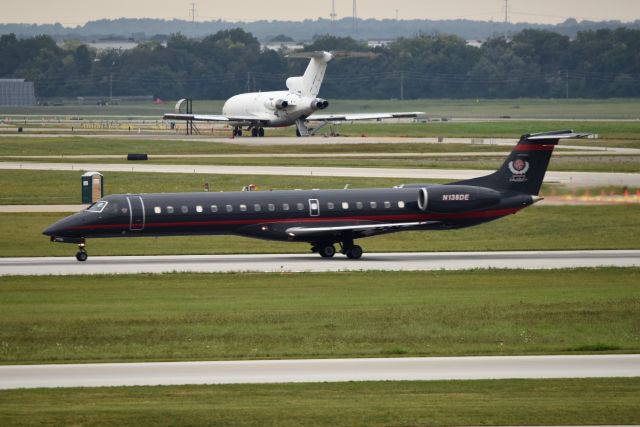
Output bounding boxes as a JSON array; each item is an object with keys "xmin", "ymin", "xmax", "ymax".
[{"xmin": 285, "ymin": 51, "xmax": 334, "ymax": 98}]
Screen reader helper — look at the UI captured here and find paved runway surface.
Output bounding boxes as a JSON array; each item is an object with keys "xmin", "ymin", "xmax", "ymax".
[
  {"xmin": 1, "ymin": 250, "xmax": 638, "ymax": 276},
  {"xmin": 1, "ymin": 354, "xmax": 638, "ymax": 389},
  {"xmin": 1, "ymin": 161, "xmax": 638, "ymax": 187}
]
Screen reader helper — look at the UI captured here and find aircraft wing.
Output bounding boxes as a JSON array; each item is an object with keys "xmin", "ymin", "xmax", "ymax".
[
  {"xmin": 307, "ymin": 112, "xmax": 425, "ymax": 122},
  {"xmin": 285, "ymin": 221, "xmax": 434, "ymax": 238},
  {"xmin": 163, "ymin": 113, "xmax": 271, "ymax": 123}
]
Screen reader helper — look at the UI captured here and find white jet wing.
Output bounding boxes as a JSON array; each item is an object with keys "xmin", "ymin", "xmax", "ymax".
[
  {"xmin": 163, "ymin": 113, "xmax": 271, "ymax": 123},
  {"xmin": 285, "ymin": 221, "xmax": 434, "ymax": 238},
  {"xmin": 307, "ymin": 111, "xmax": 426, "ymax": 122}
]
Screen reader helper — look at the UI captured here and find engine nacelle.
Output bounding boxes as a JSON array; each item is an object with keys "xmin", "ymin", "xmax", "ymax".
[
  {"xmin": 265, "ymin": 98, "xmax": 289, "ymax": 110},
  {"xmin": 311, "ymin": 98, "xmax": 329, "ymax": 110},
  {"xmin": 418, "ymin": 185, "xmax": 501, "ymax": 213}
]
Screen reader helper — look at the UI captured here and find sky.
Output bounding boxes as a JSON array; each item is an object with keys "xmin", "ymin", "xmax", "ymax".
[{"xmin": 2, "ymin": 0, "xmax": 639, "ymax": 26}]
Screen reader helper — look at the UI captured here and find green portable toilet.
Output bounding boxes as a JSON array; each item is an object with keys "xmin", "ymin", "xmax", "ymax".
[{"xmin": 81, "ymin": 172, "xmax": 103, "ymax": 204}]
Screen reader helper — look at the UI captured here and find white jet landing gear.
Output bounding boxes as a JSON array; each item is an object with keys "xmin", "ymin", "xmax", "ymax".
[
  {"xmin": 344, "ymin": 245, "xmax": 363, "ymax": 259},
  {"xmin": 76, "ymin": 239, "xmax": 88, "ymax": 262},
  {"xmin": 251, "ymin": 127, "xmax": 266, "ymax": 137},
  {"xmin": 232, "ymin": 126, "xmax": 243, "ymax": 137}
]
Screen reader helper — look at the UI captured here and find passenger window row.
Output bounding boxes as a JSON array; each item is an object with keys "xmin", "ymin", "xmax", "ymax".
[{"xmin": 152, "ymin": 200, "xmax": 406, "ymax": 214}]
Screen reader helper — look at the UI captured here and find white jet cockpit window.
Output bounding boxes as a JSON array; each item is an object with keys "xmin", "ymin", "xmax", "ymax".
[{"xmin": 87, "ymin": 201, "xmax": 108, "ymax": 213}]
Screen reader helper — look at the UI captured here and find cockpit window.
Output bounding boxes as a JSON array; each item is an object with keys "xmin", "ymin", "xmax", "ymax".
[{"xmin": 87, "ymin": 201, "xmax": 108, "ymax": 213}]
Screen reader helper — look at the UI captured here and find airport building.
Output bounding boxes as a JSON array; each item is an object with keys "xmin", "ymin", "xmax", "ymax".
[{"xmin": 0, "ymin": 79, "xmax": 36, "ymax": 106}]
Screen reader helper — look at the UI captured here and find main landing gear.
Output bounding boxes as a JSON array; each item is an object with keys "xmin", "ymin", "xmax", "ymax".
[
  {"xmin": 312, "ymin": 241, "xmax": 363, "ymax": 259},
  {"xmin": 250, "ymin": 127, "xmax": 265, "ymax": 137},
  {"xmin": 76, "ymin": 239, "xmax": 88, "ymax": 262}
]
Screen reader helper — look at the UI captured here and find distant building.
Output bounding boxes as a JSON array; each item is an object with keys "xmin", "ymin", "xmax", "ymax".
[{"xmin": 0, "ymin": 79, "xmax": 36, "ymax": 106}]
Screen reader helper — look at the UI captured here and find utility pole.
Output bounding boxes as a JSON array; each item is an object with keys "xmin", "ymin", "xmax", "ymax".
[
  {"xmin": 400, "ymin": 71, "xmax": 404, "ymax": 101},
  {"xmin": 503, "ymin": 0, "xmax": 509, "ymax": 39},
  {"xmin": 190, "ymin": 3, "xmax": 197, "ymax": 23},
  {"xmin": 330, "ymin": 0, "xmax": 337, "ymax": 34},
  {"xmin": 352, "ymin": 0, "xmax": 358, "ymax": 37}
]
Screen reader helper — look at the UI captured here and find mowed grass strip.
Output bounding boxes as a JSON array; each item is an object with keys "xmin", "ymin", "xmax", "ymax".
[
  {"xmin": 0, "ymin": 378, "xmax": 639, "ymax": 427},
  {"xmin": 0, "ymin": 268, "xmax": 638, "ymax": 364},
  {"xmin": 5, "ymin": 153, "xmax": 637, "ymax": 173},
  {"xmin": 0, "ymin": 205, "xmax": 637, "ymax": 257},
  {"xmin": 0, "ymin": 170, "xmax": 419, "ymax": 205}
]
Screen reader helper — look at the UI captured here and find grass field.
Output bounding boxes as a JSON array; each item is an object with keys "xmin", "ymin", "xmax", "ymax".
[
  {"xmin": 0, "ymin": 268, "xmax": 638, "ymax": 364},
  {"xmin": 2, "ymin": 98, "xmax": 640, "ymax": 119},
  {"xmin": 0, "ymin": 378, "xmax": 639, "ymax": 426},
  {"xmin": 1, "ymin": 205, "xmax": 638, "ymax": 257},
  {"xmin": 10, "ymin": 153, "xmax": 635, "ymax": 173}
]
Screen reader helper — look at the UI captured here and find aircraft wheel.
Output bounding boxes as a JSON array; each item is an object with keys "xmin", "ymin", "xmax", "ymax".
[
  {"xmin": 251, "ymin": 128, "xmax": 258, "ymax": 137},
  {"xmin": 258, "ymin": 127, "xmax": 265, "ymax": 137},
  {"xmin": 76, "ymin": 250, "xmax": 88, "ymax": 262},
  {"xmin": 345, "ymin": 245, "xmax": 363, "ymax": 259},
  {"xmin": 237, "ymin": 129, "xmax": 242, "ymax": 137},
  {"xmin": 319, "ymin": 245, "xmax": 336, "ymax": 258}
]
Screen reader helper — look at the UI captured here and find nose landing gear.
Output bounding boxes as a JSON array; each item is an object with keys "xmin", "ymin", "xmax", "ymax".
[{"xmin": 76, "ymin": 239, "xmax": 88, "ymax": 262}]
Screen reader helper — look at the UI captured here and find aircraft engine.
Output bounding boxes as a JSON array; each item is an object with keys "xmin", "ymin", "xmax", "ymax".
[
  {"xmin": 312, "ymin": 98, "xmax": 329, "ymax": 110},
  {"xmin": 417, "ymin": 185, "xmax": 501, "ymax": 213},
  {"xmin": 266, "ymin": 99, "xmax": 289, "ymax": 110}
]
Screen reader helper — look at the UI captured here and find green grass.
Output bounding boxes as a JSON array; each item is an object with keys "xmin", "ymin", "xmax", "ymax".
[
  {"xmin": 0, "ymin": 268, "xmax": 638, "ymax": 364},
  {"xmin": 3, "ymin": 98, "xmax": 640, "ymax": 119},
  {"xmin": 0, "ymin": 378, "xmax": 639, "ymax": 426},
  {"xmin": 1, "ymin": 205, "xmax": 638, "ymax": 257},
  {"xmin": 0, "ymin": 170, "xmax": 422, "ymax": 205},
  {"xmin": 335, "ymin": 120, "xmax": 640, "ymax": 139},
  {"xmin": 15, "ymin": 153, "xmax": 636, "ymax": 173}
]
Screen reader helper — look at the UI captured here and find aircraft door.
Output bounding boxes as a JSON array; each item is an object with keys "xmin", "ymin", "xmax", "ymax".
[
  {"xmin": 127, "ymin": 196, "xmax": 145, "ymax": 231},
  {"xmin": 309, "ymin": 198, "xmax": 320, "ymax": 217}
]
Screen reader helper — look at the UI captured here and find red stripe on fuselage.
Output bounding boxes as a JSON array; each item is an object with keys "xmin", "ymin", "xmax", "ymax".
[
  {"xmin": 68, "ymin": 208, "xmax": 522, "ymax": 232},
  {"xmin": 515, "ymin": 144, "xmax": 555, "ymax": 152}
]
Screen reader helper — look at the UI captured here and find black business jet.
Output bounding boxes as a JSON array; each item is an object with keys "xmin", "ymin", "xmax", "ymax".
[{"xmin": 44, "ymin": 130, "xmax": 588, "ymax": 261}]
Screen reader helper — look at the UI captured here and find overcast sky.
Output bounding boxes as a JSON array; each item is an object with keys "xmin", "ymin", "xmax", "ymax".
[{"xmin": 2, "ymin": 0, "xmax": 639, "ymax": 26}]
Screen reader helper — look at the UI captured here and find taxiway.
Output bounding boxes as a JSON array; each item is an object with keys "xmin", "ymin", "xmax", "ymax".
[
  {"xmin": 1, "ymin": 354, "xmax": 638, "ymax": 390},
  {"xmin": 1, "ymin": 250, "xmax": 638, "ymax": 276}
]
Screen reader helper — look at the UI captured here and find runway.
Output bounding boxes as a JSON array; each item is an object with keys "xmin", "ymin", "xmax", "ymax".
[
  {"xmin": 1, "ymin": 250, "xmax": 638, "ymax": 276},
  {"xmin": 1, "ymin": 354, "xmax": 638, "ymax": 389},
  {"xmin": 1, "ymin": 161, "xmax": 639, "ymax": 187}
]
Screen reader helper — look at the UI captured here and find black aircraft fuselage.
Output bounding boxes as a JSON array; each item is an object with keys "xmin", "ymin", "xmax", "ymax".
[{"xmin": 44, "ymin": 130, "xmax": 588, "ymax": 261}]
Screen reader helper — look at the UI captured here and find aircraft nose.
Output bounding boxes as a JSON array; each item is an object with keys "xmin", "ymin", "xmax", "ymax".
[{"xmin": 42, "ymin": 214, "xmax": 85, "ymax": 237}]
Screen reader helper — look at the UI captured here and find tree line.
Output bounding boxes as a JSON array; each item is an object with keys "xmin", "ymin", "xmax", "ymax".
[{"xmin": 1, "ymin": 27, "xmax": 639, "ymax": 100}]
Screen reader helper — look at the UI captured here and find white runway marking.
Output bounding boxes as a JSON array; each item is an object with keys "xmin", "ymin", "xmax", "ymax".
[
  {"xmin": 1, "ymin": 355, "xmax": 638, "ymax": 390},
  {"xmin": 1, "ymin": 250, "xmax": 638, "ymax": 276},
  {"xmin": 1, "ymin": 161, "xmax": 639, "ymax": 187}
]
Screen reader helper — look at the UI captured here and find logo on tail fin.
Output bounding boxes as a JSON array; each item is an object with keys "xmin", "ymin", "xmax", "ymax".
[{"xmin": 508, "ymin": 158, "xmax": 530, "ymax": 183}]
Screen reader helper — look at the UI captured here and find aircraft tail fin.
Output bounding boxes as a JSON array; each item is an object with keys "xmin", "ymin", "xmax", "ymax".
[
  {"xmin": 285, "ymin": 51, "xmax": 333, "ymax": 98},
  {"xmin": 453, "ymin": 130, "xmax": 590, "ymax": 195},
  {"xmin": 285, "ymin": 51, "xmax": 378, "ymax": 98}
]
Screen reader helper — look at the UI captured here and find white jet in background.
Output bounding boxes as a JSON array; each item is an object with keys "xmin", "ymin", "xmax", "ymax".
[{"xmin": 163, "ymin": 51, "xmax": 425, "ymax": 137}]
